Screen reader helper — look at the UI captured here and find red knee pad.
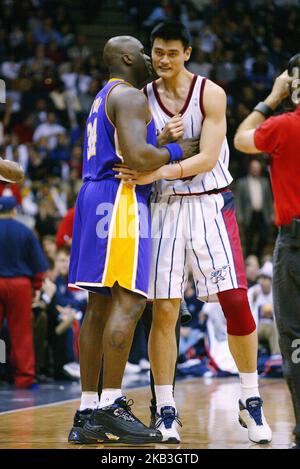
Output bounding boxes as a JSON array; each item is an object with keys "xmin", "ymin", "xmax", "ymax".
[{"xmin": 217, "ymin": 288, "xmax": 256, "ymax": 336}]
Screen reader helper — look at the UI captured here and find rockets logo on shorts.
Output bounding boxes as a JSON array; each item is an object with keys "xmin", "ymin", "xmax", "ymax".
[{"xmin": 210, "ymin": 265, "xmax": 230, "ymax": 284}]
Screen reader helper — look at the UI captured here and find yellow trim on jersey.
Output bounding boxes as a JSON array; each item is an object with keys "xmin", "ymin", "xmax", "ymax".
[
  {"xmin": 101, "ymin": 182, "xmax": 139, "ymax": 293},
  {"xmin": 108, "ymin": 78, "xmax": 125, "ymax": 82}
]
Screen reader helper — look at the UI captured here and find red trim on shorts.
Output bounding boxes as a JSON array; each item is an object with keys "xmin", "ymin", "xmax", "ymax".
[
  {"xmin": 221, "ymin": 206, "xmax": 247, "ymax": 290},
  {"xmin": 152, "ymin": 75, "xmax": 197, "ymax": 118},
  {"xmin": 199, "ymin": 77, "xmax": 207, "ymax": 120}
]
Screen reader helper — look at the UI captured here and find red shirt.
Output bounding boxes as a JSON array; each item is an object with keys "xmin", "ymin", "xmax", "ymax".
[
  {"xmin": 0, "ymin": 183, "xmax": 22, "ymax": 205},
  {"xmin": 56, "ymin": 207, "xmax": 75, "ymax": 247},
  {"xmin": 254, "ymin": 107, "xmax": 300, "ymax": 226}
]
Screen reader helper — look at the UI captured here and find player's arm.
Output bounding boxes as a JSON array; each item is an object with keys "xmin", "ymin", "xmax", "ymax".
[
  {"xmin": 0, "ymin": 158, "xmax": 24, "ymax": 183},
  {"xmin": 159, "ymin": 81, "xmax": 226, "ymax": 179},
  {"xmin": 116, "ymin": 81, "xmax": 226, "ymax": 182},
  {"xmin": 113, "ymin": 82, "xmax": 227, "ymax": 183},
  {"xmin": 234, "ymin": 70, "xmax": 292, "ymax": 154},
  {"xmin": 111, "ymin": 87, "xmax": 198, "ymax": 171}
]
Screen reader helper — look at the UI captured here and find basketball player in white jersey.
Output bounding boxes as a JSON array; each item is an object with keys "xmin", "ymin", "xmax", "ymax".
[{"xmin": 114, "ymin": 21, "xmax": 272, "ymax": 445}]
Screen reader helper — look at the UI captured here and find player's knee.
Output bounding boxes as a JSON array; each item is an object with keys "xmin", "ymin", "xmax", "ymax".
[
  {"xmin": 121, "ymin": 296, "xmax": 146, "ymax": 323},
  {"xmin": 152, "ymin": 300, "xmax": 179, "ymax": 329},
  {"xmin": 217, "ymin": 288, "xmax": 256, "ymax": 336},
  {"xmin": 226, "ymin": 314, "xmax": 256, "ymax": 336}
]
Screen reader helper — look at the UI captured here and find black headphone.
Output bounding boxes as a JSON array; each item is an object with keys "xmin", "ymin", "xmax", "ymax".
[{"xmin": 288, "ymin": 53, "xmax": 300, "ymax": 105}]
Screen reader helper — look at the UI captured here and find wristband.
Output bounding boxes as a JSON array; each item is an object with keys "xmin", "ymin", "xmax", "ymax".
[
  {"xmin": 162, "ymin": 143, "xmax": 183, "ymax": 163},
  {"xmin": 253, "ymin": 102, "xmax": 273, "ymax": 118}
]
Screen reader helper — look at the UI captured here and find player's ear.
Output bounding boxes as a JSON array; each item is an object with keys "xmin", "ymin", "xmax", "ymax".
[
  {"xmin": 184, "ymin": 47, "xmax": 192, "ymax": 62},
  {"xmin": 123, "ymin": 54, "xmax": 133, "ymax": 66}
]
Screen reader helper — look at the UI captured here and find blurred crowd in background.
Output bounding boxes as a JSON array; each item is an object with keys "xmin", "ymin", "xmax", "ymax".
[{"xmin": 1, "ymin": 0, "xmax": 297, "ymax": 387}]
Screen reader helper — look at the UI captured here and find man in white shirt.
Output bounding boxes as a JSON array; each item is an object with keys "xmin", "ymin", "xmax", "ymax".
[{"xmin": 33, "ymin": 111, "xmax": 66, "ymax": 150}]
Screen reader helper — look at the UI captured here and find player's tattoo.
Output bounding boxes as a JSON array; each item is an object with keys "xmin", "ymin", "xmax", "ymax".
[{"xmin": 109, "ymin": 330, "xmax": 127, "ymax": 350}]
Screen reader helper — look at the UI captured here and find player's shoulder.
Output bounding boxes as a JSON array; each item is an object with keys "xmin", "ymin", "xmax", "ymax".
[
  {"xmin": 204, "ymin": 79, "xmax": 226, "ymax": 100},
  {"xmin": 112, "ymin": 84, "xmax": 148, "ymax": 111},
  {"xmin": 202, "ymin": 79, "xmax": 226, "ymax": 115},
  {"xmin": 114, "ymin": 84, "xmax": 147, "ymax": 102}
]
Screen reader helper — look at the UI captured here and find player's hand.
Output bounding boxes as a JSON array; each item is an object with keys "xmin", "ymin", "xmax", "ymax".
[
  {"xmin": 113, "ymin": 164, "xmax": 159, "ymax": 186},
  {"xmin": 269, "ymin": 70, "xmax": 293, "ymax": 104},
  {"xmin": 157, "ymin": 114, "xmax": 184, "ymax": 146},
  {"xmin": 178, "ymin": 137, "xmax": 200, "ymax": 160}
]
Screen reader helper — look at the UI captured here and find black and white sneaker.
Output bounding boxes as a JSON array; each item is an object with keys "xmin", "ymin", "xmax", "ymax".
[
  {"xmin": 68, "ymin": 409, "xmax": 97, "ymax": 444},
  {"xmin": 155, "ymin": 406, "xmax": 182, "ymax": 443},
  {"xmin": 83, "ymin": 397, "xmax": 162, "ymax": 444}
]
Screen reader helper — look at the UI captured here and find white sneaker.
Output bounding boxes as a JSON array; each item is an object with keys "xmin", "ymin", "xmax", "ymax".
[
  {"xmin": 238, "ymin": 397, "xmax": 272, "ymax": 444},
  {"xmin": 155, "ymin": 406, "xmax": 182, "ymax": 444}
]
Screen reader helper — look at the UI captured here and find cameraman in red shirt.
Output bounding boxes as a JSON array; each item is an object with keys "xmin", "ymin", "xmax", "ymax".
[{"xmin": 234, "ymin": 54, "xmax": 300, "ymax": 449}]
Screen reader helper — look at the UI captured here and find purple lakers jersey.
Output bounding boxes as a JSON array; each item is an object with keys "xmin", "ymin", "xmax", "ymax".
[{"xmin": 82, "ymin": 79, "xmax": 157, "ymax": 188}]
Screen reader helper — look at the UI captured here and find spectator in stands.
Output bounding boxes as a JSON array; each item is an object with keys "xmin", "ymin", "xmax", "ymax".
[
  {"xmin": 33, "ymin": 111, "xmax": 66, "ymax": 151},
  {"xmin": 0, "ymin": 196, "xmax": 48, "ymax": 388},
  {"xmin": 236, "ymin": 159, "xmax": 273, "ymax": 259},
  {"xmin": 42, "ymin": 235, "xmax": 57, "ymax": 262},
  {"xmin": 47, "ymin": 247, "xmax": 86, "ymax": 380},
  {"xmin": 245, "ymin": 255, "xmax": 260, "ymax": 288},
  {"xmin": 248, "ymin": 261, "xmax": 280, "ymax": 359},
  {"xmin": 56, "ymin": 207, "xmax": 75, "ymax": 248}
]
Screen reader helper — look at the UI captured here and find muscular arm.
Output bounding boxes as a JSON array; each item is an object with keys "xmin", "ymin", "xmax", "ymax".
[
  {"xmin": 0, "ymin": 158, "xmax": 24, "ymax": 183},
  {"xmin": 110, "ymin": 86, "xmax": 171, "ymax": 171},
  {"xmin": 234, "ymin": 70, "xmax": 292, "ymax": 154},
  {"xmin": 150, "ymin": 80, "xmax": 227, "ymax": 181}
]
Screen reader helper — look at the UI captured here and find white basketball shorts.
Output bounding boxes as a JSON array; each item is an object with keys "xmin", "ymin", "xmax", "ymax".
[{"xmin": 148, "ymin": 189, "xmax": 247, "ymax": 302}]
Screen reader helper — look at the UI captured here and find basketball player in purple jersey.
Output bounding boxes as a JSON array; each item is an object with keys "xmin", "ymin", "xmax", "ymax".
[
  {"xmin": 68, "ymin": 35, "xmax": 198, "ymax": 445},
  {"xmin": 0, "ymin": 157, "xmax": 24, "ymax": 183},
  {"xmin": 115, "ymin": 22, "xmax": 272, "ymax": 444}
]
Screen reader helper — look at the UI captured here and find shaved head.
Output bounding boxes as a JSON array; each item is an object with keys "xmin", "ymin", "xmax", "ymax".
[
  {"xmin": 102, "ymin": 35, "xmax": 151, "ymax": 87},
  {"xmin": 103, "ymin": 36, "xmax": 143, "ymax": 69}
]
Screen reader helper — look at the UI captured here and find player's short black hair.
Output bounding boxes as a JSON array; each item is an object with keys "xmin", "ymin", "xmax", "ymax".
[{"xmin": 150, "ymin": 21, "xmax": 192, "ymax": 50}]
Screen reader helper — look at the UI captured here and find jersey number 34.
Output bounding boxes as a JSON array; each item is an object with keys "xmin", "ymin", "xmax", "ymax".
[{"xmin": 87, "ymin": 118, "xmax": 97, "ymax": 160}]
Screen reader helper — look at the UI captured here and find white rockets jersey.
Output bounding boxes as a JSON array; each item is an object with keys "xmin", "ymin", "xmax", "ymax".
[{"xmin": 144, "ymin": 75, "xmax": 233, "ymax": 196}]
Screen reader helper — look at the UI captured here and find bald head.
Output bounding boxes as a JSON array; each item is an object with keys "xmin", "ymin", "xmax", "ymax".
[{"xmin": 103, "ymin": 36, "xmax": 143, "ymax": 69}]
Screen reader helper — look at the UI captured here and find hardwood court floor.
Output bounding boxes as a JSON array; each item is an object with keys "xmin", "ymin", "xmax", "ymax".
[{"xmin": 0, "ymin": 378, "xmax": 295, "ymax": 449}]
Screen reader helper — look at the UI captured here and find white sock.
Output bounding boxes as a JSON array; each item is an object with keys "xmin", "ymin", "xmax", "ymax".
[
  {"xmin": 155, "ymin": 385, "xmax": 176, "ymax": 413},
  {"xmin": 240, "ymin": 371, "xmax": 260, "ymax": 404},
  {"xmin": 80, "ymin": 392, "xmax": 99, "ymax": 411},
  {"xmin": 99, "ymin": 389, "xmax": 122, "ymax": 408}
]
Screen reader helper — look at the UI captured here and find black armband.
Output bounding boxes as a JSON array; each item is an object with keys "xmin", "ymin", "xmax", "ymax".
[{"xmin": 253, "ymin": 102, "xmax": 273, "ymax": 118}]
